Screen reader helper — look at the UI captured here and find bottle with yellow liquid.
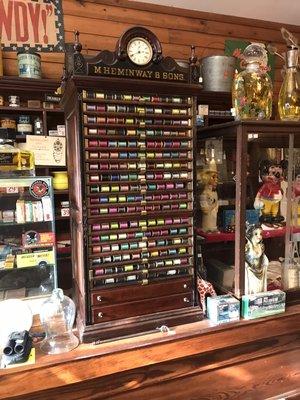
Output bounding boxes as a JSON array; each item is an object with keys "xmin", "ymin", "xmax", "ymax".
[
  {"xmin": 268, "ymin": 28, "xmax": 300, "ymax": 120},
  {"xmin": 278, "ymin": 47, "xmax": 300, "ymax": 120},
  {"xmin": 232, "ymin": 43, "xmax": 273, "ymax": 120}
]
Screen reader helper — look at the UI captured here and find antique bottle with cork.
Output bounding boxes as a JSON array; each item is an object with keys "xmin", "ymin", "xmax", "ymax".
[
  {"xmin": 276, "ymin": 28, "xmax": 300, "ymax": 120},
  {"xmin": 232, "ymin": 43, "xmax": 273, "ymax": 120}
]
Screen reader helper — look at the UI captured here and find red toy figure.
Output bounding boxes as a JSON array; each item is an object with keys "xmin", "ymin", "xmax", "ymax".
[{"xmin": 254, "ymin": 159, "xmax": 287, "ymax": 225}]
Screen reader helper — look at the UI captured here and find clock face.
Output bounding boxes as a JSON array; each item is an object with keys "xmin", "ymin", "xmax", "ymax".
[{"xmin": 127, "ymin": 37, "xmax": 153, "ymax": 66}]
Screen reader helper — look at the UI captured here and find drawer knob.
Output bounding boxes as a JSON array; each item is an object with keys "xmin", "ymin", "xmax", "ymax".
[
  {"xmin": 97, "ymin": 312, "xmax": 104, "ymax": 318},
  {"xmin": 183, "ymin": 284, "xmax": 187, "ymax": 289},
  {"xmin": 183, "ymin": 297, "xmax": 190, "ymax": 303},
  {"xmin": 96, "ymin": 295, "xmax": 102, "ymax": 302}
]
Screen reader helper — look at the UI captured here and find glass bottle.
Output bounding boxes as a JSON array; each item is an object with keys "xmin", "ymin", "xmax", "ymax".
[
  {"xmin": 0, "ymin": 132, "xmax": 35, "ymax": 176},
  {"xmin": 39, "ymin": 288, "xmax": 79, "ymax": 354},
  {"xmin": 33, "ymin": 116, "xmax": 43, "ymax": 135},
  {"xmin": 278, "ymin": 46, "xmax": 300, "ymax": 120},
  {"xmin": 232, "ymin": 43, "xmax": 273, "ymax": 120}
]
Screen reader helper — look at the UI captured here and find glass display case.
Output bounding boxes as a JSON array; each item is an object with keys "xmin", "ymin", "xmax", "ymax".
[
  {"xmin": 196, "ymin": 121, "xmax": 300, "ymax": 303},
  {"xmin": 0, "ymin": 177, "xmax": 57, "ymax": 311}
]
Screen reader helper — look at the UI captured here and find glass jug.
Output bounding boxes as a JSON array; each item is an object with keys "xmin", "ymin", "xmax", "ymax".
[
  {"xmin": 232, "ymin": 43, "xmax": 273, "ymax": 120},
  {"xmin": 39, "ymin": 288, "xmax": 79, "ymax": 354}
]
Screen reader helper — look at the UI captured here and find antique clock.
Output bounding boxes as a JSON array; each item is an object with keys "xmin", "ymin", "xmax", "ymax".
[
  {"xmin": 116, "ymin": 26, "xmax": 162, "ymax": 65},
  {"xmin": 63, "ymin": 27, "xmax": 201, "ymax": 343},
  {"xmin": 127, "ymin": 37, "xmax": 153, "ymax": 65}
]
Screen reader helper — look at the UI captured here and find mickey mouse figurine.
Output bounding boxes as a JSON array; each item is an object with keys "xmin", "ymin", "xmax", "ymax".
[{"xmin": 254, "ymin": 159, "xmax": 287, "ymax": 225}]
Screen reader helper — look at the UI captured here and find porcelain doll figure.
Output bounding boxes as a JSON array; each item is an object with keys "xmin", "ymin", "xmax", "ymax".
[
  {"xmin": 199, "ymin": 162, "xmax": 219, "ymax": 232},
  {"xmin": 280, "ymin": 178, "xmax": 288, "ymax": 222},
  {"xmin": 245, "ymin": 223, "xmax": 269, "ymax": 294},
  {"xmin": 254, "ymin": 160, "xmax": 287, "ymax": 225}
]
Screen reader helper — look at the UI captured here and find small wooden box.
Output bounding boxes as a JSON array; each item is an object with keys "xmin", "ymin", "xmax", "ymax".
[{"xmin": 27, "ymin": 100, "xmax": 41, "ymax": 108}]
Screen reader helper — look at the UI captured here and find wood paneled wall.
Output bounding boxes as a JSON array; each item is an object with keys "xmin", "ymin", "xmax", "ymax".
[{"xmin": 2, "ymin": 0, "xmax": 300, "ymax": 96}]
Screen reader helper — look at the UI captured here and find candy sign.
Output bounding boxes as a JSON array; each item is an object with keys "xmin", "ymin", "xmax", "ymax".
[{"xmin": 0, "ymin": 0, "xmax": 64, "ymax": 52}]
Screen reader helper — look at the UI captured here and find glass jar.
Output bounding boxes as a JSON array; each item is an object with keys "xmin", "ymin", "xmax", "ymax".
[
  {"xmin": 33, "ymin": 116, "xmax": 43, "ymax": 135},
  {"xmin": 39, "ymin": 288, "xmax": 79, "ymax": 354},
  {"xmin": 232, "ymin": 43, "xmax": 273, "ymax": 120}
]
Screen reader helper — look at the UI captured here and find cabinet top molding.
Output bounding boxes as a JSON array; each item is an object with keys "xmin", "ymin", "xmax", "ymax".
[{"xmin": 64, "ymin": 28, "xmax": 200, "ymax": 85}]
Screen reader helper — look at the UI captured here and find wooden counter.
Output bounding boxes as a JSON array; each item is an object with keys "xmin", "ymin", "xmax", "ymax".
[{"xmin": 1, "ymin": 305, "xmax": 300, "ymax": 400}]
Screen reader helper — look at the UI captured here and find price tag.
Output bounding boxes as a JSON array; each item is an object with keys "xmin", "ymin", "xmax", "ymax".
[
  {"xmin": 6, "ymin": 186, "xmax": 18, "ymax": 194},
  {"xmin": 61, "ymin": 208, "xmax": 70, "ymax": 217}
]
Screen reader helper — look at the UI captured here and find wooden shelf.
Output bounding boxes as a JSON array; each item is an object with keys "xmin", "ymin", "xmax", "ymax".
[
  {"xmin": 195, "ymin": 226, "xmax": 300, "ymax": 243},
  {"xmin": 54, "ymin": 189, "xmax": 69, "ymax": 195},
  {"xmin": 0, "ymin": 106, "xmax": 61, "ymax": 113},
  {"xmin": 55, "ymin": 215, "xmax": 70, "ymax": 220}
]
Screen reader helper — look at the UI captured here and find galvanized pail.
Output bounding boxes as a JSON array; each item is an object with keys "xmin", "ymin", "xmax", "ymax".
[{"xmin": 200, "ymin": 55, "xmax": 235, "ymax": 92}]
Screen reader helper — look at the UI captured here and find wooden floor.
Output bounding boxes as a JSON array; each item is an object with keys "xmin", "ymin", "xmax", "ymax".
[{"xmin": 1, "ymin": 305, "xmax": 300, "ymax": 400}]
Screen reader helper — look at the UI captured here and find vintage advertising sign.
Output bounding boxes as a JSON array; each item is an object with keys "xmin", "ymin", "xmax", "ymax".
[
  {"xmin": 18, "ymin": 135, "xmax": 66, "ymax": 166},
  {"xmin": 0, "ymin": 0, "xmax": 64, "ymax": 52}
]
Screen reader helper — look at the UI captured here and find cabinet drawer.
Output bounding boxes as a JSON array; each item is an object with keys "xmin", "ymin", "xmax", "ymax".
[
  {"xmin": 91, "ymin": 276, "xmax": 193, "ymax": 306},
  {"xmin": 92, "ymin": 291, "xmax": 193, "ymax": 323}
]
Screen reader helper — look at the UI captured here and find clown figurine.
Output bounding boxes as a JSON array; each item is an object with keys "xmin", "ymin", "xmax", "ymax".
[
  {"xmin": 254, "ymin": 159, "xmax": 287, "ymax": 225},
  {"xmin": 198, "ymin": 160, "xmax": 219, "ymax": 232}
]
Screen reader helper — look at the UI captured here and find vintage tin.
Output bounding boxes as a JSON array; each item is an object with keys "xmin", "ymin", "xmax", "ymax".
[
  {"xmin": 17, "ymin": 52, "xmax": 41, "ymax": 79},
  {"xmin": 1, "ymin": 118, "xmax": 16, "ymax": 129},
  {"xmin": 17, "ymin": 114, "xmax": 32, "ymax": 135}
]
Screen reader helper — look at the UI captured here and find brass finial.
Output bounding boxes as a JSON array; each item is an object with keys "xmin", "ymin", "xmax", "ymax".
[
  {"xmin": 189, "ymin": 45, "xmax": 197, "ymax": 66},
  {"xmin": 74, "ymin": 30, "xmax": 82, "ymax": 53}
]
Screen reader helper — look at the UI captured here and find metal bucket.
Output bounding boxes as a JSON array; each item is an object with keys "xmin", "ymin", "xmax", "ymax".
[{"xmin": 200, "ymin": 55, "xmax": 235, "ymax": 92}]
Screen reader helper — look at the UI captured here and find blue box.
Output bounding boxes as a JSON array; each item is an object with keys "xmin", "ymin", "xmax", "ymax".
[
  {"xmin": 222, "ymin": 209, "xmax": 260, "ymax": 230},
  {"xmin": 207, "ymin": 294, "xmax": 240, "ymax": 324},
  {"xmin": 242, "ymin": 290, "xmax": 286, "ymax": 320}
]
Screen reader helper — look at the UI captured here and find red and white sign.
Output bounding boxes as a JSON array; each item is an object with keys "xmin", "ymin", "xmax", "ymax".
[{"xmin": 0, "ymin": 0, "xmax": 64, "ymax": 52}]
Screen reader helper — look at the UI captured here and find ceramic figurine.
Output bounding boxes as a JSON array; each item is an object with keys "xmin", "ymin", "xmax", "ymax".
[
  {"xmin": 245, "ymin": 223, "xmax": 269, "ymax": 294},
  {"xmin": 254, "ymin": 159, "xmax": 287, "ymax": 225},
  {"xmin": 280, "ymin": 178, "xmax": 288, "ymax": 222},
  {"xmin": 199, "ymin": 161, "xmax": 219, "ymax": 232}
]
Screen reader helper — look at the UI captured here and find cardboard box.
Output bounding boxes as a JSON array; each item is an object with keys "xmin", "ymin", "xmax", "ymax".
[
  {"xmin": 27, "ymin": 100, "xmax": 41, "ymax": 108},
  {"xmin": 207, "ymin": 294, "xmax": 240, "ymax": 324},
  {"xmin": 242, "ymin": 290, "xmax": 286, "ymax": 320},
  {"xmin": 16, "ymin": 250, "xmax": 55, "ymax": 268},
  {"xmin": 57, "ymin": 125, "xmax": 65, "ymax": 136},
  {"xmin": 48, "ymin": 130, "xmax": 58, "ymax": 136},
  {"xmin": 222, "ymin": 209, "xmax": 260, "ymax": 230}
]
